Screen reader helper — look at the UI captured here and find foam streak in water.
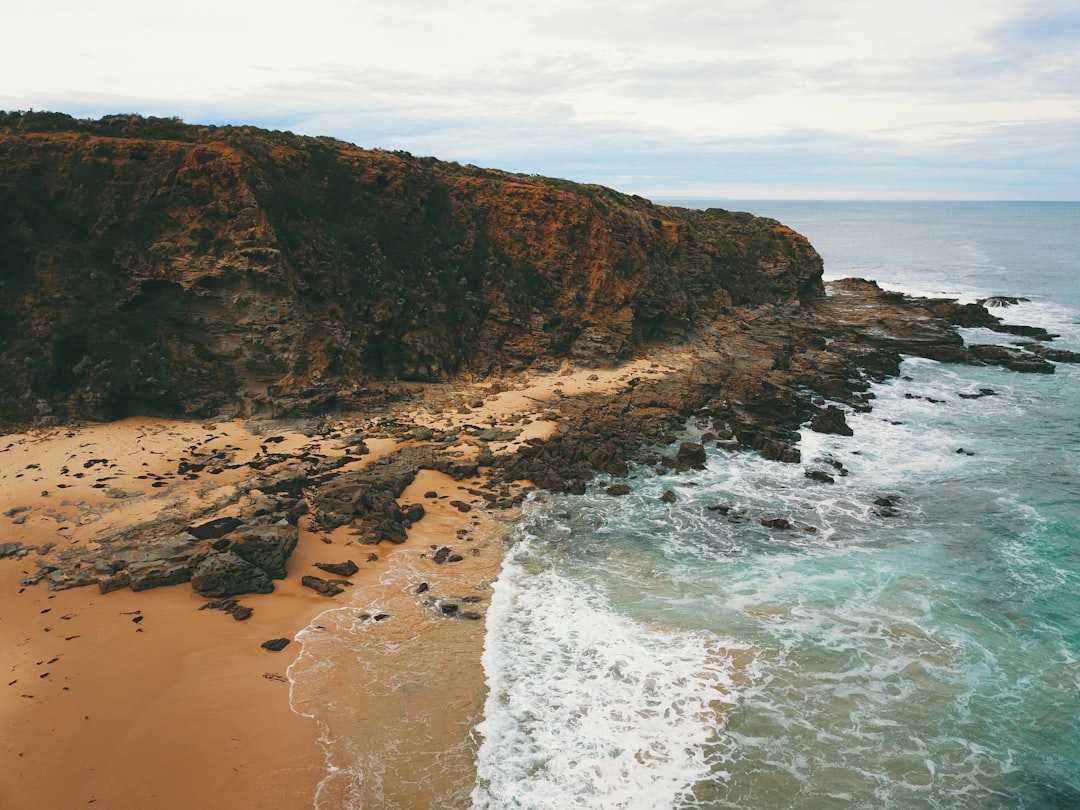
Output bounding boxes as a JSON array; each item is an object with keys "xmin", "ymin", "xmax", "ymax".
[{"xmin": 472, "ymin": 536, "xmax": 744, "ymax": 810}]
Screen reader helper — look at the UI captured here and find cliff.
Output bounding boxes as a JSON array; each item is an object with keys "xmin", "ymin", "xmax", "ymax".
[
  {"xmin": 5, "ymin": 112, "xmax": 1078, "ymax": 602},
  {"xmin": 0, "ymin": 111, "xmax": 823, "ymax": 425}
]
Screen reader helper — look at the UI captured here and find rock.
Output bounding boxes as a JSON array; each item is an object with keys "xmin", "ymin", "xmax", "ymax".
[
  {"xmin": 969, "ymin": 344, "xmax": 1055, "ymax": 373},
  {"xmin": 810, "ymin": 405, "xmax": 853, "ymax": 436},
  {"xmin": 978, "ymin": 296, "xmax": 1029, "ymax": 307},
  {"xmin": 404, "ymin": 503, "xmax": 426, "ymax": 522},
  {"xmin": 607, "ymin": 484, "xmax": 632, "ymax": 496},
  {"xmin": 449, "ymin": 500, "xmax": 472, "ymax": 513},
  {"xmin": 314, "ymin": 559, "xmax": 359, "ymax": 577},
  {"xmin": 226, "ymin": 523, "xmax": 299, "ymax": 579},
  {"xmin": 660, "ymin": 490, "xmax": 678, "ymax": 503},
  {"xmin": 673, "ymin": 442, "xmax": 707, "ymax": 472},
  {"xmin": 190, "ymin": 551, "xmax": 275, "ymax": 598},
  {"xmin": 432, "ymin": 547, "xmax": 452, "ymax": 564},
  {"xmin": 186, "ymin": 517, "xmax": 243, "ymax": 540},
  {"xmin": 0, "ymin": 542, "xmax": 23, "ymax": 558},
  {"xmin": 761, "ymin": 517, "xmax": 792, "ymax": 530},
  {"xmin": 301, "ymin": 575, "xmax": 350, "ymax": 596},
  {"xmin": 874, "ymin": 495, "xmax": 901, "ymax": 517},
  {"xmin": 261, "ymin": 638, "xmax": 291, "ymax": 651},
  {"xmin": 805, "ymin": 469, "xmax": 835, "ymax": 483}
]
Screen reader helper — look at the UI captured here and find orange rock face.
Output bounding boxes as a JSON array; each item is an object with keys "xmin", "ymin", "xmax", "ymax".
[{"xmin": 0, "ymin": 112, "xmax": 823, "ymax": 425}]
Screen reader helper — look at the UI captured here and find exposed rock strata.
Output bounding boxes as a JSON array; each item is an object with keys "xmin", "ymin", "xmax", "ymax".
[
  {"xmin": 3, "ymin": 112, "xmax": 1075, "ymax": 600},
  {"xmin": 1, "ymin": 111, "xmax": 822, "ymax": 424}
]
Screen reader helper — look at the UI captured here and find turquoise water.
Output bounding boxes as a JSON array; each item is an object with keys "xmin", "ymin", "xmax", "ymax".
[{"xmin": 472, "ymin": 203, "xmax": 1080, "ymax": 809}]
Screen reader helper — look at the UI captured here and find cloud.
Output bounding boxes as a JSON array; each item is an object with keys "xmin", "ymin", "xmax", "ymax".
[{"xmin": 3, "ymin": 0, "xmax": 1078, "ymax": 198}]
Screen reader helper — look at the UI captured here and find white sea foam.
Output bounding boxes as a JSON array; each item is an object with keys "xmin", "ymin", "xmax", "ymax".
[{"xmin": 471, "ymin": 535, "xmax": 746, "ymax": 810}]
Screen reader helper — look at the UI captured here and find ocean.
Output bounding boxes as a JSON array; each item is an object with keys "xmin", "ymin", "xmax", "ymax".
[
  {"xmin": 294, "ymin": 202, "xmax": 1080, "ymax": 809},
  {"xmin": 470, "ymin": 202, "xmax": 1080, "ymax": 809}
]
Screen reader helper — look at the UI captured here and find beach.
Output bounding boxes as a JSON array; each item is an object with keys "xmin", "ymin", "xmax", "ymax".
[{"xmin": 0, "ymin": 358, "xmax": 675, "ymax": 809}]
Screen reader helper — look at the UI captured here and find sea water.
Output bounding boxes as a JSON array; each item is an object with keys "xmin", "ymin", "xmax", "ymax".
[{"xmin": 470, "ymin": 202, "xmax": 1080, "ymax": 809}]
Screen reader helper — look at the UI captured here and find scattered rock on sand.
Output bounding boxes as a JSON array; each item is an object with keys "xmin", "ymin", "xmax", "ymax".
[{"xmin": 314, "ymin": 559, "xmax": 359, "ymax": 577}]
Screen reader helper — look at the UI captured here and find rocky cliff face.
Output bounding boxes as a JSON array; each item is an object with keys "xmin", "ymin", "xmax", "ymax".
[{"xmin": 0, "ymin": 112, "xmax": 823, "ymax": 426}]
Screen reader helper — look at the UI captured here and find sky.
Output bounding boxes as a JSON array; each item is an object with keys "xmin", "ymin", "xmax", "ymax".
[{"xmin": 4, "ymin": 0, "xmax": 1079, "ymax": 199}]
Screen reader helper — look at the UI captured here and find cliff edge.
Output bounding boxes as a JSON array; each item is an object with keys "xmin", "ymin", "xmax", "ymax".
[{"xmin": 1, "ymin": 111, "xmax": 822, "ymax": 425}]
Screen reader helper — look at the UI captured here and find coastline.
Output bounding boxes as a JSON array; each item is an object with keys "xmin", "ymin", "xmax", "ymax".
[{"xmin": 1, "ymin": 358, "xmax": 670, "ymax": 809}]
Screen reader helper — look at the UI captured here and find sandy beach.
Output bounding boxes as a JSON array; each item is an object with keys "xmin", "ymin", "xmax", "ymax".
[{"xmin": 1, "ymin": 358, "xmax": 676, "ymax": 809}]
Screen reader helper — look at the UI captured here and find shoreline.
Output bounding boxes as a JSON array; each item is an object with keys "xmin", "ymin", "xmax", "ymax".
[{"xmin": 1, "ymin": 359, "xmax": 665, "ymax": 809}]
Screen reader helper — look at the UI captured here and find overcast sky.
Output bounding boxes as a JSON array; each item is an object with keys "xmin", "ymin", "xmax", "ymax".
[{"xmin": 5, "ymin": 0, "xmax": 1079, "ymax": 199}]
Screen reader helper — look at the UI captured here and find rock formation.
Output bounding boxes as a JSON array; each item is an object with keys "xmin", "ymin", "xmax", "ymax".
[
  {"xmin": 1, "ymin": 111, "xmax": 822, "ymax": 425},
  {"xmin": 3, "ymin": 111, "xmax": 1078, "ymax": 600}
]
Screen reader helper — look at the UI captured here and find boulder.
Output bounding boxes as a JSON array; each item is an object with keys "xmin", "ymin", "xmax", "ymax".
[
  {"xmin": 314, "ymin": 559, "xmax": 359, "ymax": 577},
  {"xmin": 227, "ymin": 522, "xmax": 299, "ymax": 580},
  {"xmin": 810, "ymin": 405, "xmax": 853, "ymax": 436},
  {"xmin": 673, "ymin": 442, "xmax": 707, "ymax": 471},
  {"xmin": 191, "ymin": 551, "xmax": 275, "ymax": 598},
  {"xmin": 301, "ymin": 575, "xmax": 350, "ymax": 596}
]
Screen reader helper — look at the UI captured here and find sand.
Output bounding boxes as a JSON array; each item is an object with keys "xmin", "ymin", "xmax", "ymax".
[{"xmin": 0, "ymin": 357, "xmax": 681, "ymax": 809}]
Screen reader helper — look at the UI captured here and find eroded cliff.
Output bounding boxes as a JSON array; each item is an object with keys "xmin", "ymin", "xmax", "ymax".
[{"xmin": 1, "ymin": 111, "xmax": 822, "ymax": 425}]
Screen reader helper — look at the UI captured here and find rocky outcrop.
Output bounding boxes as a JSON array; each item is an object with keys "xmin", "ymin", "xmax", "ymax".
[
  {"xmin": 0, "ymin": 111, "xmax": 823, "ymax": 426},
  {"xmin": 4, "ymin": 112, "xmax": 1074, "ymax": 603}
]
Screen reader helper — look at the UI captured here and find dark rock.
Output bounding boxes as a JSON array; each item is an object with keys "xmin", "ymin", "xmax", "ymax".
[
  {"xmin": 227, "ymin": 523, "xmax": 299, "ymax": 580},
  {"xmin": 660, "ymin": 490, "xmax": 678, "ymax": 503},
  {"xmin": 301, "ymin": 575, "xmax": 350, "ymax": 596},
  {"xmin": 810, "ymin": 405, "xmax": 853, "ymax": 436},
  {"xmin": 191, "ymin": 551, "xmax": 275, "ymax": 598},
  {"xmin": 977, "ymin": 296, "xmax": 1028, "ymax": 307},
  {"xmin": 229, "ymin": 604, "xmax": 254, "ymax": 621},
  {"xmin": 0, "ymin": 542, "xmax": 23, "ymax": 558},
  {"xmin": 186, "ymin": 517, "xmax": 243, "ymax": 540},
  {"xmin": 761, "ymin": 517, "xmax": 792, "ymax": 530},
  {"xmin": 314, "ymin": 559, "xmax": 359, "ymax": 577},
  {"xmin": 805, "ymin": 469, "xmax": 835, "ymax": 484},
  {"xmin": 873, "ymin": 495, "xmax": 901, "ymax": 517},
  {"xmin": 607, "ymin": 484, "xmax": 632, "ymax": 496},
  {"xmin": 405, "ymin": 503, "xmax": 426, "ymax": 522},
  {"xmin": 432, "ymin": 546, "xmax": 452, "ymax": 564},
  {"xmin": 673, "ymin": 442, "xmax": 707, "ymax": 471},
  {"xmin": 261, "ymin": 637, "xmax": 291, "ymax": 651},
  {"xmin": 449, "ymin": 500, "xmax": 472, "ymax": 513},
  {"xmin": 969, "ymin": 344, "xmax": 1055, "ymax": 373},
  {"xmin": 440, "ymin": 603, "xmax": 459, "ymax": 616}
]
